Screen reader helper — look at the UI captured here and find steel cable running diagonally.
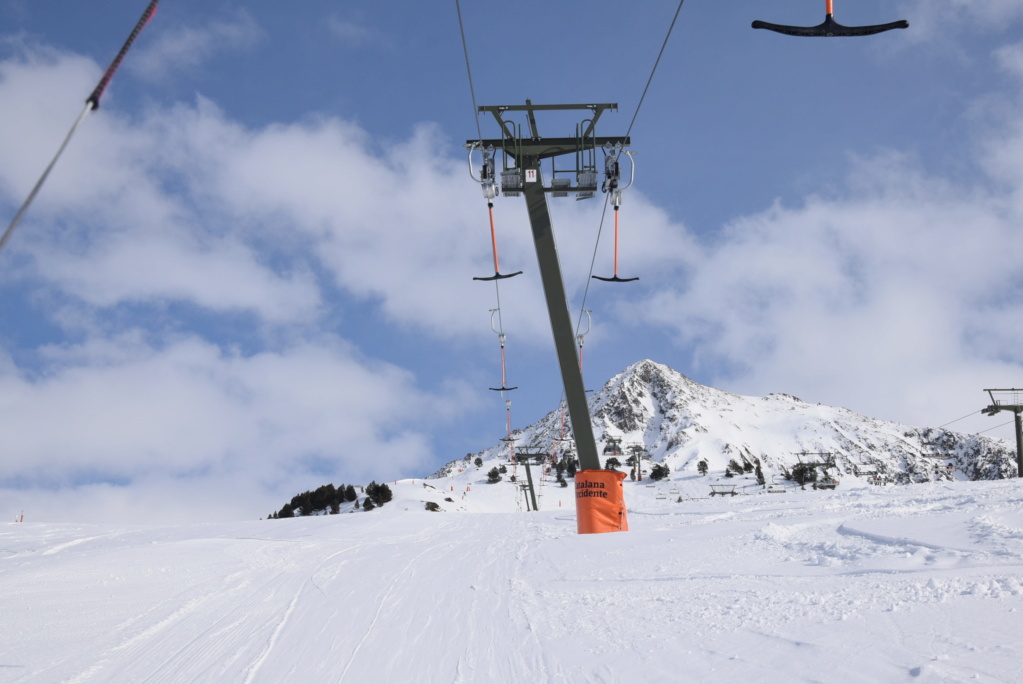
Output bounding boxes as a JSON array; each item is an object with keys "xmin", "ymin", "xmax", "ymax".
[
  {"xmin": 0, "ymin": 0, "xmax": 161, "ymax": 260},
  {"xmin": 574, "ymin": 0, "xmax": 687, "ymax": 336},
  {"xmin": 455, "ymin": 0, "xmax": 521, "ymax": 465}
]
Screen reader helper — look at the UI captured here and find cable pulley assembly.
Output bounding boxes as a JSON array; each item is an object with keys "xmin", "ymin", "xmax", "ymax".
[
  {"xmin": 753, "ymin": 0, "xmax": 908, "ymax": 37},
  {"xmin": 593, "ymin": 146, "xmax": 639, "ymax": 283}
]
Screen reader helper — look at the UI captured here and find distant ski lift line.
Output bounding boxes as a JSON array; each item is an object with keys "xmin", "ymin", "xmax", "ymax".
[
  {"xmin": 0, "ymin": 0, "xmax": 160, "ymax": 260},
  {"xmin": 752, "ymin": 0, "xmax": 908, "ymax": 37}
]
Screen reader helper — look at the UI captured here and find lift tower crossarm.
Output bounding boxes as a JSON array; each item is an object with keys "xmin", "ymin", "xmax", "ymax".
[
  {"xmin": 472, "ymin": 102, "xmax": 628, "ymax": 162},
  {"xmin": 468, "ymin": 137, "xmax": 630, "ymax": 163}
]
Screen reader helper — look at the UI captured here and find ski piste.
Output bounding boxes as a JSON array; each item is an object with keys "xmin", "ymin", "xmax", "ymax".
[{"xmin": 0, "ymin": 0, "xmax": 160, "ymax": 259}]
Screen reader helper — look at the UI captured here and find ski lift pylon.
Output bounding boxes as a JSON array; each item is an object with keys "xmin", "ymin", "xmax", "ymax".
[
  {"xmin": 752, "ymin": 0, "xmax": 908, "ymax": 37},
  {"xmin": 592, "ymin": 147, "xmax": 638, "ymax": 283}
]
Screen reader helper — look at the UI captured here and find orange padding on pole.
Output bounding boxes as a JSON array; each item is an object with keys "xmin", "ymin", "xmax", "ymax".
[{"xmin": 575, "ymin": 470, "xmax": 629, "ymax": 534}]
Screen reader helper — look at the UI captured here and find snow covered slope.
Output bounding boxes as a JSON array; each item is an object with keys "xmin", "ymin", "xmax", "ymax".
[
  {"xmin": 3, "ymin": 479, "xmax": 1023, "ymax": 682},
  {"xmin": 436, "ymin": 360, "xmax": 1016, "ymax": 492}
]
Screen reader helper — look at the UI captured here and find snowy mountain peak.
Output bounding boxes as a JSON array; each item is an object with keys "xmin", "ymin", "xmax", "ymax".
[{"xmin": 438, "ymin": 359, "xmax": 1017, "ymax": 486}]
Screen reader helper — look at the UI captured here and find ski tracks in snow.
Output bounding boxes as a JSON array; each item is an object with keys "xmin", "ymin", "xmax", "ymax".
[
  {"xmin": 241, "ymin": 538, "xmax": 375, "ymax": 684},
  {"xmin": 336, "ymin": 537, "xmax": 455, "ymax": 683}
]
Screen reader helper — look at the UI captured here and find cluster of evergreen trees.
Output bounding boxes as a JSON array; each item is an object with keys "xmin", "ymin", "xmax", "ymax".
[
  {"xmin": 722, "ymin": 456, "xmax": 766, "ymax": 485},
  {"xmin": 267, "ymin": 481, "xmax": 393, "ymax": 519},
  {"xmin": 649, "ymin": 463, "xmax": 670, "ymax": 481}
]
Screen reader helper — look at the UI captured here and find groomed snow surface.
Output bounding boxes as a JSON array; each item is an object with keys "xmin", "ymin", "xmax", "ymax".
[{"xmin": 3, "ymin": 479, "xmax": 1023, "ymax": 683}]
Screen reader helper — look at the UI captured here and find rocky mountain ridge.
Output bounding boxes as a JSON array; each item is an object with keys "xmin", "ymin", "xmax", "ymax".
[{"xmin": 434, "ymin": 359, "xmax": 1016, "ymax": 485}]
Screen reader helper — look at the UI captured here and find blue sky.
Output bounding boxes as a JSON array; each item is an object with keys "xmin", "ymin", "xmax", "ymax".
[{"xmin": 1, "ymin": 0, "xmax": 1022, "ymax": 522}]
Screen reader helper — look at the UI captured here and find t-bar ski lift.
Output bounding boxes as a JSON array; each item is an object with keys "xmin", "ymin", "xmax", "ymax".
[
  {"xmin": 592, "ymin": 146, "xmax": 638, "ymax": 283},
  {"xmin": 469, "ymin": 144, "xmax": 523, "ymax": 281},
  {"xmin": 753, "ymin": 0, "xmax": 908, "ymax": 37}
]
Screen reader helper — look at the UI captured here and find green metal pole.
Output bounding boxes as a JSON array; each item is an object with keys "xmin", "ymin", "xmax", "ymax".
[
  {"xmin": 523, "ymin": 459, "xmax": 539, "ymax": 511},
  {"xmin": 1015, "ymin": 410, "xmax": 1023, "ymax": 478},
  {"xmin": 521, "ymin": 156, "xmax": 601, "ymax": 472}
]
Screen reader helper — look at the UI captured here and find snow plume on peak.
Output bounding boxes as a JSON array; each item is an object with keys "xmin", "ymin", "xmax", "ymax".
[{"xmin": 440, "ymin": 359, "xmax": 1016, "ymax": 487}]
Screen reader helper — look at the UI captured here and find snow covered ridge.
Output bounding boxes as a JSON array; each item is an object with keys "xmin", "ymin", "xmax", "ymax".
[{"xmin": 432, "ymin": 359, "xmax": 1017, "ymax": 489}]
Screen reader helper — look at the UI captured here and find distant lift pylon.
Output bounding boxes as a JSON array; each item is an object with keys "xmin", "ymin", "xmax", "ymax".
[{"xmin": 753, "ymin": 0, "xmax": 908, "ymax": 37}]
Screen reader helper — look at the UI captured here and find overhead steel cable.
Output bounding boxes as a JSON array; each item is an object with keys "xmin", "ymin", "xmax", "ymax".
[
  {"xmin": 0, "ymin": 0, "xmax": 160, "ymax": 260},
  {"xmin": 454, "ymin": 0, "xmax": 484, "ymax": 146},
  {"xmin": 937, "ymin": 410, "xmax": 981, "ymax": 429},
  {"xmin": 979, "ymin": 419, "xmax": 1015, "ymax": 435},
  {"xmin": 574, "ymin": 196, "xmax": 611, "ymax": 337},
  {"xmin": 454, "ymin": 0, "xmax": 517, "ymax": 403},
  {"xmin": 626, "ymin": 0, "xmax": 687, "ymax": 138},
  {"xmin": 575, "ymin": 0, "xmax": 686, "ymax": 336}
]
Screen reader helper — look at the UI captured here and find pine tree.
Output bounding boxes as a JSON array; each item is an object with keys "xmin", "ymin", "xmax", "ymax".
[
  {"xmin": 310, "ymin": 484, "xmax": 336, "ymax": 513},
  {"xmin": 363, "ymin": 497, "xmax": 375, "ymax": 511},
  {"xmin": 369, "ymin": 482, "xmax": 392, "ymax": 507},
  {"xmin": 697, "ymin": 460, "xmax": 709, "ymax": 476},
  {"xmin": 792, "ymin": 463, "xmax": 817, "ymax": 486},
  {"xmin": 487, "ymin": 467, "xmax": 502, "ymax": 483},
  {"xmin": 292, "ymin": 491, "xmax": 313, "ymax": 516},
  {"xmin": 565, "ymin": 459, "xmax": 577, "ymax": 478},
  {"xmin": 344, "ymin": 484, "xmax": 358, "ymax": 502},
  {"xmin": 650, "ymin": 463, "xmax": 670, "ymax": 481}
]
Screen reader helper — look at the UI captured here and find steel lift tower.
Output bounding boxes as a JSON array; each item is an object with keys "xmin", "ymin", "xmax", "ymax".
[
  {"xmin": 468, "ymin": 101, "xmax": 629, "ymax": 474},
  {"xmin": 982, "ymin": 389, "xmax": 1023, "ymax": 478}
]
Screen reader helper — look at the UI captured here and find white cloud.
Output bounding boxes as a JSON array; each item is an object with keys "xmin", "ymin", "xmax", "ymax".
[
  {"xmin": 0, "ymin": 333, "xmax": 470, "ymax": 523},
  {"xmin": 635, "ymin": 138, "xmax": 1023, "ymax": 428},
  {"xmin": 325, "ymin": 15, "xmax": 387, "ymax": 49},
  {"xmin": 0, "ymin": 45, "xmax": 490, "ymax": 523},
  {"xmin": 897, "ymin": 0, "xmax": 1023, "ymax": 42},
  {"xmin": 0, "ymin": 45, "xmax": 690, "ymax": 345},
  {"xmin": 36, "ymin": 232, "xmax": 322, "ymax": 325},
  {"xmin": 129, "ymin": 10, "xmax": 263, "ymax": 80}
]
